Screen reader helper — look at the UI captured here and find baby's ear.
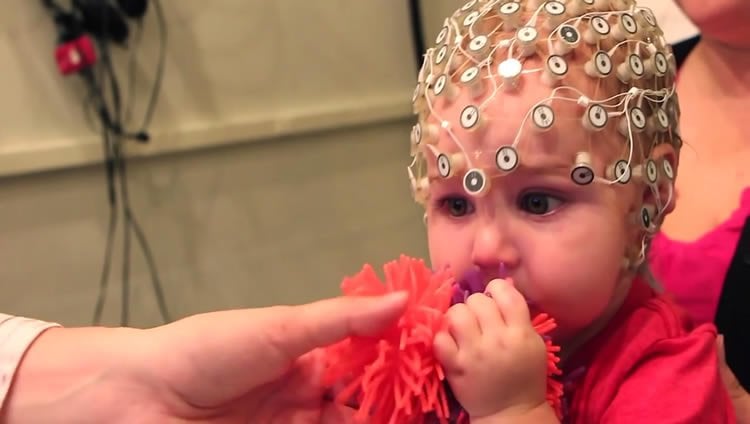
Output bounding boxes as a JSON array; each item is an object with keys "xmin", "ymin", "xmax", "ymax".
[{"xmin": 644, "ymin": 143, "xmax": 678, "ymax": 216}]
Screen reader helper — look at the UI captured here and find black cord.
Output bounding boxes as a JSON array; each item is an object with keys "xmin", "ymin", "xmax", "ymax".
[
  {"xmin": 40, "ymin": 0, "xmax": 171, "ymax": 326},
  {"xmin": 407, "ymin": 0, "xmax": 426, "ymax": 70},
  {"xmin": 91, "ymin": 112, "xmax": 118, "ymax": 326},
  {"xmin": 139, "ymin": 0, "xmax": 166, "ymax": 131},
  {"xmin": 123, "ymin": 21, "xmax": 143, "ymax": 126},
  {"xmin": 101, "ymin": 38, "xmax": 172, "ymax": 325},
  {"xmin": 84, "ymin": 2, "xmax": 171, "ymax": 326}
]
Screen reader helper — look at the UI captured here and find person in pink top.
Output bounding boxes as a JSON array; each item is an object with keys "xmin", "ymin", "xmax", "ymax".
[{"xmin": 647, "ymin": 0, "xmax": 750, "ymax": 421}]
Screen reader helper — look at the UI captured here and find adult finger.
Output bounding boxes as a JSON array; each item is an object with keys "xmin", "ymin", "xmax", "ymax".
[
  {"xmin": 268, "ymin": 292, "xmax": 409, "ymax": 359},
  {"xmin": 485, "ymin": 279, "xmax": 530, "ymax": 327}
]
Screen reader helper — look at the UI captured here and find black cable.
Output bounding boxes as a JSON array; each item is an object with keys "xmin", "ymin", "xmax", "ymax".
[
  {"xmin": 137, "ymin": 0, "xmax": 166, "ymax": 132},
  {"xmin": 92, "ymin": 121, "xmax": 119, "ymax": 326},
  {"xmin": 407, "ymin": 0, "xmax": 426, "ymax": 70},
  {"xmin": 122, "ymin": 162, "xmax": 172, "ymax": 323},
  {"xmin": 98, "ymin": 40, "xmax": 132, "ymax": 326},
  {"xmin": 100, "ymin": 35, "xmax": 172, "ymax": 325},
  {"xmin": 117, "ymin": 144, "xmax": 132, "ymax": 326},
  {"xmin": 41, "ymin": 0, "xmax": 170, "ymax": 325},
  {"xmin": 123, "ymin": 20, "xmax": 143, "ymax": 125}
]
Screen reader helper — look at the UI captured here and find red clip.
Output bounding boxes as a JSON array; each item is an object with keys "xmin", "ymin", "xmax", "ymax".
[{"xmin": 55, "ymin": 35, "xmax": 97, "ymax": 75}]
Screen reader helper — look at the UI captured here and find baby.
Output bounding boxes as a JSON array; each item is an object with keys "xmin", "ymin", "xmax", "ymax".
[{"xmin": 408, "ymin": 0, "xmax": 735, "ymax": 422}]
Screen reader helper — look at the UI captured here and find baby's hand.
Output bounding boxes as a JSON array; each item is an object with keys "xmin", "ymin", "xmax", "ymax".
[{"xmin": 434, "ymin": 279, "xmax": 548, "ymax": 420}]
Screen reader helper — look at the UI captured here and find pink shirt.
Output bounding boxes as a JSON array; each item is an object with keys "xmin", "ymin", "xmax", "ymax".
[
  {"xmin": 649, "ymin": 188, "xmax": 750, "ymax": 324},
  {"xmin": 564, "ymin": 277, "xmax": 734, "ymax": 423},
  {"xmin": 0, "ymin": 314, "xmax": 59, "ymax": 412}
]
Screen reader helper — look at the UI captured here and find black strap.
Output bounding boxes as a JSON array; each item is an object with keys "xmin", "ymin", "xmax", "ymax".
[
  {"xmin": 672, "ymin": 35, "xmax": 701, "ymax": 70},
  {"xmin": 715, "ymin": 214, "xmax": 750, "ymax": 391}
]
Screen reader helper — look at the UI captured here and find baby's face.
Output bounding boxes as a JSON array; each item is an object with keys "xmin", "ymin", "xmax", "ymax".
[
  {"xmin": 411, "ymin": 0, "xmax": 679, "ymax": 344},
  {"xmin": 423, "ymin": 72, "xmax": 642, "ymax": 343}
]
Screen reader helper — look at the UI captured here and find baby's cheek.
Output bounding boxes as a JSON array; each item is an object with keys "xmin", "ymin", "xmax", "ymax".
[
  {"xmin": 427, "ymin": 224, "xmax": 467, "ymax": 270},
  {"xmin": 531, "ymin": 268, "xmax": 616, "ymax": 334}
]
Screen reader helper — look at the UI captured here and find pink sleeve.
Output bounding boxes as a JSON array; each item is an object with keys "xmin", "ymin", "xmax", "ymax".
[
  {"xmin": 601, "ymin": 324, "xmax": 735, "ymax": 423},
  {"xmin": 0, "ymin": 314, "xmax": 60, "ymax": 412}
]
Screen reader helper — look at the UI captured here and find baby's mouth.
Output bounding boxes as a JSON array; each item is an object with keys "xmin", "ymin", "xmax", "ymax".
[
  {"xmin": 450, "ymin": 265, "xmax": 510, "ymax": 305},
  {"xmin": 450, "ymin": 266, "xmax": 541, "ymax": 315}
]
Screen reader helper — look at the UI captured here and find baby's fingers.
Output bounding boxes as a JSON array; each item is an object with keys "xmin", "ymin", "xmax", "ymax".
[
  {"xmin": 485, "ymin": 279, "xmax": 531, "ymax": 328},
  {"xmin": 445, "ymin": 303, "xmax": 481, "ymax": 348},
  {"xmin": 465, "ymin": 292, "xmax": 503, "ymax": 333},
  {"xmin": 433, "ymin": 330, "xmax": 459, "ymax": 370}
]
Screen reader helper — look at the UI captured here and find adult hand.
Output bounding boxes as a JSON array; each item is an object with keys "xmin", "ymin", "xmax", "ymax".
[{"xmin": 2, "ymin": 292, "xmax": 408, "ymax": 423}]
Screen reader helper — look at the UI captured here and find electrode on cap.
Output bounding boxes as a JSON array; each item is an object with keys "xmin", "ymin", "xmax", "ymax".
[
  {"xmin": 651, "ymin": 107, "xmax": 670, "ymax": 132},
  {"xmin": 495, "ymin": 145, "xmax": 520, "ymax": 172},
  {"xmin": 638, "ymin": 203, "xmax": 657, "ymax": 232},
  {"xmin": 583, "ymin": 16, "xmax": 611, "ymax": 44},
  {"xmin": 632, "ymin": 159, "xmax": 658, "ymax": 184},
  {"xmin": 463, "ymin": 168, "xmax": 491, "ymax": 196},
  {"xmin": 612, "ymin": 13, "xmax": 639, "ymax": 41},
  {"xmin": 434, "ymin": 45, "xmax": 449, "ymax": 70},
  {"xmin": 460, "ymin": 105, "xmax": 483, "ymax": 130},
  {"xmin": 498, "ymin": 1, "xmax": 522, "ymax": 29},
  {"xmin": 532, "ymin": 103, "xmax": 555, "ymax": 131},
  {"xmin": 542, "ymin": 54, "xmax": 569, "ymax": 86},
  {"xmin": 436, "ymin": 26, "xmax": 450, "ymax": 44},
  {"xmin": 544, "ymin": 1, "xmax": 567, "ymax": 29},
  {"xmin": 460, "ymin": 0, "xmax": 478, "ymax": 12},
  {"xmin": 554, "ymin": 25, "xmax": 581, "ymax": 55},
  {"xmin": 516, "ymin": 26, "xmax": 539, "ymax": 57},
  {"xmin": 571, "ymin": 152, "xmax": 595, "ymax": 185},
  {"xmin": 410, "ymin": 123, "xmax": 422, "ymax": 147},
  {"xmin": 606, "ymin": 159, "xmax": 632, "ymax": 184},
  {"xmin": 621, "ymin": 107, "xmax": 647, "ymax": 134},
  {"xmin": 617, "ymin": 54, "xmax": 645, "ymax": 83},
  {"xmin": 662, "ymin": 159, "xmax": 674, "ymax": 180},
  {"xmin": 468, "ymin": 35, "xmax": 490, "ymax": 57},
  {"xmin": 644, "ymin": 51, "xmax": 669, "ymax": 77},
  {"xmin": 585, "ymin": 51, "xmax": 613, "ymax": 78},
  {"xmin": 432, "ymin": 74, "xmax": 458, "ymax": 100},
  {"xmin": 637, "ymin": 8, "xmax": 657, "ymax": 27},
  {"xmin": 498, "ymin": 58, "xmax": 523, "ymax": 89},
  {"xmin": 437, "ymin": 152, "xmax": 467, "ymax": 178},
  {"xmin": 463, "ymin": 10, "xmax": 481, "ymax": 27},
  {"xmin": 460, "ymin": 66, "xmax": 485, "ymax": 98},
  {"xmin": 583, "ymin": 104, "xmax": 609, "ymax": 131}
]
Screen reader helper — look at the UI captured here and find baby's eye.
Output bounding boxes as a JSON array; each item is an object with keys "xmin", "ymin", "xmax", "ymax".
[
  {"xmin": 518, "ymin": 192, "xmax": 564, "ymax": 215},
  {"xmin": 438, "ymin": 196, "xmax": 475, "ymax": 217}
]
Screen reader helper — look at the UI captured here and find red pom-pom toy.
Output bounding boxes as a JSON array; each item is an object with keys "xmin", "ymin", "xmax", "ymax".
[{"xmin": 323, "ymin": 255, "xmax": 563, "ymax": 423}]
